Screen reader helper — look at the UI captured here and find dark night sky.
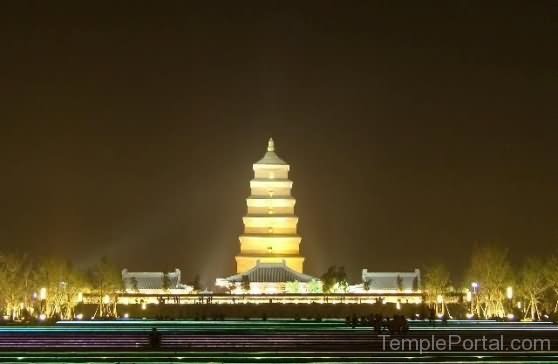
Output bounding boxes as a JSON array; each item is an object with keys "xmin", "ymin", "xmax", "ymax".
[{"xmin": 1, "ymin": 1, "xmax": 557, "ymax": 285}]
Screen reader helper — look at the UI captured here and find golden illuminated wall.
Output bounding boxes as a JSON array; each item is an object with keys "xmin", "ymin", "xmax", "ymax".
[{"xmin": 235, "ymin": 138, "xmax": 305, "ymax": 273}]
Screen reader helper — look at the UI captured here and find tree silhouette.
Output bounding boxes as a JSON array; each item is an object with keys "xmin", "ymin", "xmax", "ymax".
[
  {"xmin": 88, "ymin": 257, "xmax": 123, "ymax": 318},
  {"xmin": 130, "ymin": 277, "xmax": 139, "ymax": 292},
  {"xmin": 518, "ymin": 257, "xmax": 551, "ymax": 320},
  {"xmin": 162, "ymin": 272, "xmax": 171, "ymax": 291},
  {"xmin": 190, "ymin": 274, "xmax": 202, "ymax": 292},
  {"xmin": 466, "ymin": 244, "xmax": 513, "ymax": 318},
  {"xmin": 241, "ymin": 275, "xmax": 250, "ymax": 292},
  {"xmin": 396, "ymin": 275, "xmax": 404, "ymax": 292},
  {"xmin": 320, "ymin": 266, "xmax": 337, "ymax": 293},
  {"xmin": 321, "ymin": 266, "xmax": 349, "ymax": 293},
  {"xmin": 412, "ymin": 276, "xmax": 419, "ymax": 292}
]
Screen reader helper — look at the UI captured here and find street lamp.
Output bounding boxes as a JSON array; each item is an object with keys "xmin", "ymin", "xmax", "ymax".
[
  {"xmin": 506, "ymin": 286, "xmax": 513, "ymax": 300},
  {"xmin": 39, "ymin": 287, "xmax": 47, "ymax": 301},
  {"xmin": 38, "ymin": 287, "xmax": 47, "ymax": 318},
  {"xmin": 506, "ymin": 286, "xmax": 513, "ymax": 317},
  {"xmin": 465, "ymin": 289, "xmax": 473, "ymax": 317},
  {"xmin": 471, "ymin": 283, "xmax": 479, "ymax": 317},
  {"xmin": 436, "ymin": 294, "xmax": 444, "ymax": 316}
]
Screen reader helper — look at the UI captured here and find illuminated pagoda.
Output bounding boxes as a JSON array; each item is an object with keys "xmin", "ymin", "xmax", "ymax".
[
  {"xmin": 236, "ymin": 137, "xmax": 305, "ymax": 273},
  {"xmin": 217, "ymin": 138, "xmax": 318, "ymax": 293}
]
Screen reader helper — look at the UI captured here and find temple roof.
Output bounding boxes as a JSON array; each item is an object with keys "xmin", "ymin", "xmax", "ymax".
[
  {"xmin": 255, "ymin": 138, "xmax": 287, "ymax": 165},
  {"xmin": 122, "ymin": 269, "xmax": 181, "ymax": 290},
  {"xmin": 226, "ymin": 262, "xmax": 315, "ymax": 283},
  {"xmin": 361, "ymin": 269, "xmax": 421, "ymax": 291}
]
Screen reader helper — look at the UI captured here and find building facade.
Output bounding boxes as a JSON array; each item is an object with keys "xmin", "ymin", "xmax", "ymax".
[
  {"xmin": 217, "ymin": 262, "xmax": 320, "ymax": 294},
  {"xmin": 121, "ymin": 269, "xmax": 193, "ymax": 295}
]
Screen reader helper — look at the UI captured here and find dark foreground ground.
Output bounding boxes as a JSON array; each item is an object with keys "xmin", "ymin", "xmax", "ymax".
[{"xmin": 0, "ymin": 320, "xmax": 558, "ymax": 363}]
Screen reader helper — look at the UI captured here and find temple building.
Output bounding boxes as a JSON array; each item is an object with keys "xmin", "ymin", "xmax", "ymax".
[
  {"xmin": 349, "ymin": 269, "xmax": 422, "ymax": 294},
  {"xmin": 217, "ymin": 138, "xmax": 317, "ymax": 293},
  {"xmin": 121, "ymin": 269, "xmax": 193, "ymax": 294},
  {"xmin": 218, "ymin": 262, "xmax": 318, "ymax": 294},
  {"xmin": 235, "ymin": 138, "xmax": 305, "ymax": 273}
]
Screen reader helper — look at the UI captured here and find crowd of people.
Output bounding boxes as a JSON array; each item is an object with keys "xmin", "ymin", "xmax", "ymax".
[{"xmin": 346, "ymin": 314, "xmax": 409, "ymax": 333}]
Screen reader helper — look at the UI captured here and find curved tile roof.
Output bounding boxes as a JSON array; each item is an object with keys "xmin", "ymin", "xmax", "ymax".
[{"xmin": 226, "ymin": 262, "xmax": 315, "ymax": 283}]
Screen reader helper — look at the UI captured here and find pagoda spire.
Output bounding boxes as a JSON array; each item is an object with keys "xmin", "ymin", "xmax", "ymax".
[{"xmin": 267, "ymin": 137, "xmax": 275, "ymax": 152}]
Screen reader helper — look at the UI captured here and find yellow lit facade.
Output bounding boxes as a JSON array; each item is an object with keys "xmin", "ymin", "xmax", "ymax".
[{"xmin": 235, "ymin": 138, "xmax": 305, "ymax": 273}]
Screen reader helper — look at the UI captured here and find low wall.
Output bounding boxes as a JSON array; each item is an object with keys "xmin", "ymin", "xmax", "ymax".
[{"xmin": 76, "ymin": 302, "xmax": 467, "ymax": 320}]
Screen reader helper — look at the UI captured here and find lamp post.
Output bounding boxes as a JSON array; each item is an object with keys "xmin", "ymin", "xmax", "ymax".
[
  {"xmin": 465, "ymin": 289, "xmax": 472, "ymax": 316},
  {"xmin": 506, "ymin": 286, "xmax": 513, "ymax": 318},
  {"xmin": 436, "ymin": 294, "xmax": 444, "ymax": 316},
  {"xmin": 38, "ymin": 287, "xmax": 47, "ymax": 318},
  {"xmin": 471, "ymin": 282, "xmax": 479, "ymax": 317}
]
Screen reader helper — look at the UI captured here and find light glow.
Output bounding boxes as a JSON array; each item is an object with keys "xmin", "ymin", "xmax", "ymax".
[
  {"xmin": 506, "ymin": 286, "xmax": 513, "ymax": 300},
  {"xmin": 39, "ymin": 287, "xmax": 47, "ymax": 300}
]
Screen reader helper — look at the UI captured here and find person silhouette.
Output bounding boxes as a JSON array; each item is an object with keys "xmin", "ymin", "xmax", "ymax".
[{"xmin": 149, "ymin": 328, "xmax": 161, "ymax": 349}]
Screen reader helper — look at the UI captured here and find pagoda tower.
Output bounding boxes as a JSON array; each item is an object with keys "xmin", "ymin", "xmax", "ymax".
[{"xmin": 235, "ymin": 138, "xmax": 305, "ymax": 274}]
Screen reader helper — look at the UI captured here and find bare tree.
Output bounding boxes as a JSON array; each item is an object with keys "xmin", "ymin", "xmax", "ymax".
[
  {"xmin": 241, "ymin": 275, "xmax": 251, "ymax": 292},
  {"xmin": 466, "ymin": 244, "xmax": 513, "ymax": 318},
  {"xmin": 0, "ymin": 253, "xmax": 35, "ymax": 320},
  {"xmin": 36, "ymin": 257, "xmax": 77, "ymax": 319},
  {"xmin": 518, "ymin": 257, "xmax": 551, "ymax": 320},
  {"xmin": 88, "ymin": 257, "xmax": 123, "ymax": 318},
  {"xmin": 544, "ymin": 254, "xmax": 558, "ymax": 313},
  {"xmin": 422, "ymin": 264, "xmax": 451, "ymax": 315},
  {"xmin": 162, "ymin": 272, "xmax": 171, "ymax": 291}
]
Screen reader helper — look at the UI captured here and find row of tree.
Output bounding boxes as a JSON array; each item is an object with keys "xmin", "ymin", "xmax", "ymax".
[
  {"xmin": 0, "ymin": 254, "xmax": 122, "ymax": 320},
  {"xmin": 3, "ymin": 245, "xmax": 557, "ymax": 321},
  {"xmin": 422, "ymin": 244, "xmax": 558, "ymax": 320}
]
